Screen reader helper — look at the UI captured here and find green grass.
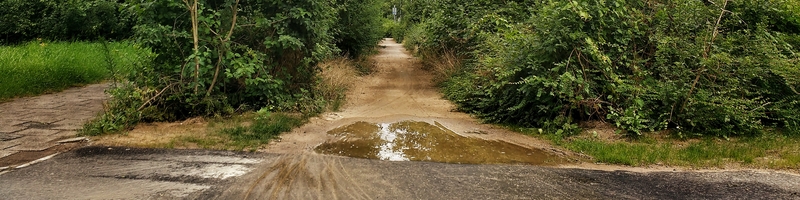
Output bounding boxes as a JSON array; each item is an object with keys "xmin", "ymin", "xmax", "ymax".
[
  {"xmin": 521, "ymin": 128, "xmax": 800, "ymax": 169},
  {"xmin": 165, "ymin": 111, "xmax": 305, "ymax": 151},
  {"xmin": 218, "ymin": 112, "xmax": 303, "ymax": 151},
  {"xmin": 0, "ymin": 40, "xmax": 150, "ymax": 101}
]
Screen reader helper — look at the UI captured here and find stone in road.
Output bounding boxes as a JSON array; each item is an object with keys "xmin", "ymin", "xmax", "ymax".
[{"xmin": 0, "ymin": 83, "xmax": 108, "ymax": 169}]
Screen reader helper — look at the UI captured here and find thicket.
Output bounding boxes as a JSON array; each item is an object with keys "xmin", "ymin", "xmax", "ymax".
[
  {"xmin": 334, "ymin": 0, "xmax": 386, "ymax": 58},
  {"xmin": 83, "ymin": 0, "xmax": 386, "ymax": 135},
  {"xmin": 0, "ymin": 0, "xmax": 133, "ymax": 44},
  {"xmin": 398, "ymin": 0, "xmax": 800, "ymax": 137}
]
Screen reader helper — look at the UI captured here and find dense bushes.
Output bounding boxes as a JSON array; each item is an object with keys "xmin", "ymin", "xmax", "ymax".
[
  {"xmin": 334, "ymin": 0, "xmax": 386, "ymax": 58},
  {"xmin": 400, "ymin": 0, "xmax": 800, "ymax": 137},
  {"xmin": 0, "ymin": 0, "xmax": 133, "ymax": 44},
  {"xmin": 112, "ymin": 0, "xmax": 340, "ymax": 122},
  {"xmin": 82, "ymin": 0, "xmax": 389, "ymax": 135}
]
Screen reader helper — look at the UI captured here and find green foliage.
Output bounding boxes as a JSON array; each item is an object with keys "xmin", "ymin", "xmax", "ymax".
[
  {"xmin": 334, "ymin": 0, "xmax": 386, "ymax": 58},
  {"xmin": 119, "ymin": 0, "xmax": 340, "ymax": 121},
  {"xmin": 218, "ymin": 110, "xmax": 303, "ymax": 151},
  {"xmin": 409, "ymin": 0, "xmax": 800, "ymax": 137},
  {"xmin": 382, "ymin": 18, "xmax": 401, "ymax": 38},
  {"xmin": 85, "ymin": 0, "xmax": 388, "ymax": 135},
  {"xmin": 81, "ymin": 83, "xmax": 148, "ymax": 136},
  {"xmin": 0, "ymin": 41, "xmax": 150, "ymax": 101},
  {"xmin": 561, "ymin": 134, "xmax": 800, "ymax": 168},
  {"xmin": 0, "ymin": 0, "xmax": 133, "ymax": 44},
  {"xmin": 401, "ymin": 23, "xmax": 426, "ymax": 51},
  {"xmin": 394, "ymin": 0, "xmax": 533, "ymax": 56}
]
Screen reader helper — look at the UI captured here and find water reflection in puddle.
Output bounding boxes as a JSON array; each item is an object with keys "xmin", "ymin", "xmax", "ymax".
[{"xmin": 315, "ymin": 121, "xmax": 563, "ymax": 165}]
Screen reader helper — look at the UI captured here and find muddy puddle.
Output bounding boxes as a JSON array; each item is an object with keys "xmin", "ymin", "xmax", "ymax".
[{"xmin": 315, "ymin": 121, "xmax": 563, "ymax": 165}]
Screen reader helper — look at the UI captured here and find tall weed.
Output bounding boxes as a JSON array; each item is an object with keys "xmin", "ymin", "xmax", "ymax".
[{"xmin": 315, "ymin": 58, "xmax": 360, "ymax": 111}]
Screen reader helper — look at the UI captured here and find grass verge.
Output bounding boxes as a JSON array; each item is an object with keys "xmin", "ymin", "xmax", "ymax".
[
  {"xmin": 517, "ymin": 127, "xmax": 800, "ymax": 169},
  {"xmin": 172, "ymin": 110, "xmax": 304, "ymax": 151},
  {"xmin": 0, "ymin": 40, "xmax": 149, "ymax": 101},
  {"xmin": 419, "ymin": 50, "xmax": 462, "ymax": 84},
  {"xmin": 91, "ymin": 110, "xmax": 305, "ymax": 152}
]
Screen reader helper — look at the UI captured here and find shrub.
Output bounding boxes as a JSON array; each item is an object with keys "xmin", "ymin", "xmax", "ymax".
[
  {"xmin": 409, "ymin": 0, "xmax": 800, "ymax": 137},
  {"xmin": 0, "ymin": 0, "xmax": 133, "ymax": 44},
  {"xmin": 85, "ymin": 0, "xmax": 387, "ymax": 135},
  {"xmin": 118, "ymin": 0, "xmax": 339, "ymax": 120},
  {"xmin": 334, "ymin": 0, "xmax": 385, "ymax": 58}
]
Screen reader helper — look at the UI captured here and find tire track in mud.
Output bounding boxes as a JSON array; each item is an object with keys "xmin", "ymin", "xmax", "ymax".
[
  {"xmin": 241, "ymin": 154, "xmax": 375, "ymax": 200},
  {"xmin": 218, "ymin": 153, "xmax": 800, "ymax": 199}
]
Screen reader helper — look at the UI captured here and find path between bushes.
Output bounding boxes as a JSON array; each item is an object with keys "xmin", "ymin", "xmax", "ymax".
[
  {"xmin": 1, "ymin": 39, "xmax": 799, "ymax": 199},
  {"xmin": 216, "ymin": 39, "xmax": 800, "ymax": 199},
  {"xmin": 0, "ymin": 83, "xmax": 107, "ymax": 169}
]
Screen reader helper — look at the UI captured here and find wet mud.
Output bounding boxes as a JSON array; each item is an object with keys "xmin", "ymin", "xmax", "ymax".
[{"xmin": 316, "ymin": 121, "xmax": 564, "ymax": 165}]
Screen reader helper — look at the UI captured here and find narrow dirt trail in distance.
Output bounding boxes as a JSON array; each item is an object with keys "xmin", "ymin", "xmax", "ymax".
[
  {"xmin": 265, "ymin": 38, "xmax": 566, "ymax": 156},
  {"xmin": 216, "ymin": 39, "xmax": 577, "ymax": 199}
]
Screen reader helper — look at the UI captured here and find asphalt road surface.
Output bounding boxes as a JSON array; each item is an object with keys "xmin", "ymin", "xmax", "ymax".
[{"xmin": 1, "ymin": 146, "xmax": 799, "ymax": 199}]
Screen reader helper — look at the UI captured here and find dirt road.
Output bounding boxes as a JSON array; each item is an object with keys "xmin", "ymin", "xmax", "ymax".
[
  {"xmin": 264, "ymin": 38, "xmax": 562, "ymax": 156},
  {"xmin": 1, "ymin": 39, "xmax": 799, "ymax": 199},
  {"xmin": 214, "ymin": 39, "xmax": 800, "ymax": 199}
]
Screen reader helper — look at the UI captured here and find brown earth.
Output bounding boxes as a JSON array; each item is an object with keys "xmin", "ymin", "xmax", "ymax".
[{"xmin": 265, "ymin": 39, "xmax": 571, "ymax": 158}]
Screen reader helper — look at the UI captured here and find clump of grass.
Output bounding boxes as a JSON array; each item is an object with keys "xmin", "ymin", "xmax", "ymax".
[
  {"xmin": 157, "ymin": 110, "xmax": 304, "ymax": 151},
  {"xmin": 316, "ymin": 57, "xmax": 360, "ymax": 111},
  {"xmin": 420, "ymin": 49, "xmax": 462, "ymax": 84},
  {"xmin": 352, "ymin": 56, "xmax": 378, "ymax": 76},
  {"xmin": 220, "ymin": 111, "xmax": 302, "ymax": 151},
  {"xmin": 524, "ymin": 128, "xmax": 800, "ymax": 169},
  {"xmin": 0, "ymin": 40, "xmax": 149, "ymax": 101}
]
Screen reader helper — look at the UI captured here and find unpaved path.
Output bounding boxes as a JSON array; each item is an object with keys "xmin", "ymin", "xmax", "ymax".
[
  {"xmin": 0, "ymin": 83, "xmax": 107, "ymax": 169},
  {"xmin": 265, "ymin": 38, "xmax": 562, "ymax": 156},
  {"xmin": 213, "ymin": 39, "xmax": 800, "ymax": 199}
]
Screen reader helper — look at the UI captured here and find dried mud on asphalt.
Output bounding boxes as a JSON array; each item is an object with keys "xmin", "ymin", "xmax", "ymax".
[
  {"xmin": 2, "ymin": 147, "xmax": 799, "ymax": 199},
  {"xmin": 0, "ymin": 146, "xmax": 263, "ymax": 199},
  {"xmin": 2, "ymin": 39, "xmax": 800, "ymax": 199}
]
